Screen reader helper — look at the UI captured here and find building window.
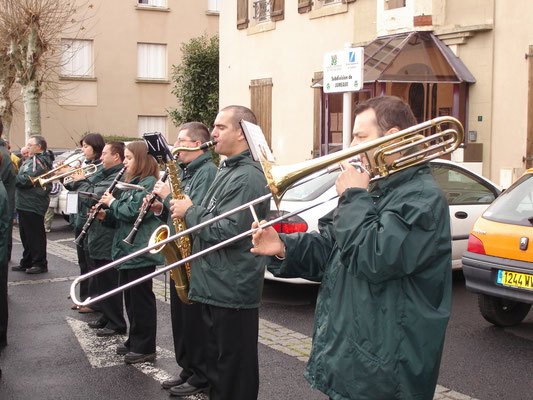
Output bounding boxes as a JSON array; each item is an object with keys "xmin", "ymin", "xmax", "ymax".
[
  {"xmin": 61, "ymin": 39, "xmax": 93, "ymax": 78},
  {"xmin": 207, "ymin": 0, "xmax": 219, "ymax": 12},
  {"xmin": 138, "ymin": 116, "xmax": 167, "ymax": 138},
  {"xmin": 138, "ymin": 0, "xmax": 167, "ymax": 7},
  {"xmin": 137, "ymin": 43, "xmax": 167, "ymax": 80},
  {"xmin": 384, "ymin": 0, "xmax": 406, "ymax": 10}
]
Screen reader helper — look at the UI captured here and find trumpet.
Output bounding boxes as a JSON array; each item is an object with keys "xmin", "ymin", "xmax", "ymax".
[
  {"xmin": 70, "ymin": 116, "xmax": 464, "ymax": 306},
  {"xmin": 30, "ymin": 162, "xmax": 101, "ymax": 189}
]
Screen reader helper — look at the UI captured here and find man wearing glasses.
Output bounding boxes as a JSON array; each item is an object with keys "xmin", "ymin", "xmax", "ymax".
[{"xmin": 12, "ymin": 136, "xmax": 53, "ymax": 274}]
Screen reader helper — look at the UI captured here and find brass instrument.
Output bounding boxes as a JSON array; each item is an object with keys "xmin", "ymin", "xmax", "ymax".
[
  {"xmin": 30, "ymin": 162, "xmax": 101, "ymax": 189},
  {"xmin": 70, "ymin": 116, "xmax": 464, "ymax": 306},
  {"xmin": 144, "ymin": 133, "xmax": 216, "ymax": 305}
]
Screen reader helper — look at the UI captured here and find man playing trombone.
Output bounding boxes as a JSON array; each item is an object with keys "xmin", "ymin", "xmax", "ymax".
[
  {"xmin": 147, "ymin": 122, "xmax": 217, "ymax": 397},
  {"xmin": 251, "ymin": 96, "xmax": 453, "ymax": 400},
  {"xmin": 170, "ymin": 106, "xmax": 270, "ymax": 400}
]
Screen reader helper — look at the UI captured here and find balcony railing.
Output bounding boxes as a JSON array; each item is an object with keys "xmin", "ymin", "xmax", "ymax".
[{"xmin": 253, "ymin": 0, "xmax": 272, "ymax": 22}]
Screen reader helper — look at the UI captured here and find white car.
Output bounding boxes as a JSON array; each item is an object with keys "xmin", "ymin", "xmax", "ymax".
[{"xmin": 265, "ymin": 159, "xmax": 501, "ymax": 283}]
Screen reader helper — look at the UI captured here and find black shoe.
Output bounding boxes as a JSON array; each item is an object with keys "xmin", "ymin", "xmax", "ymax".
[
  {"xmin": 26, "ymin": 266, "xmax": 48, "ymax": 274},
  {"xmin": 11, "ymin": 265, "xmax": 28, "ymax": 271},
  {"xmin": 161, "ymin": 377, "xmax": 186, "ymax": 390},
  {"xmin": 169, "ymin": 382, "xmax": 207, "ymax": 397},
  {"xmin": 124, "ymin": 351, "xmax": 156, "ymax": 364},
  {"xmin": 88, "ymin": 320, "xmax": 107, "ymax": 329},
  {"xmin": 116, "ymin": 344, "xmax": 130, "ymax": 355},
  {"xmin": 96, "ymin": 328, "xmax": 125, "ymax": 337}
]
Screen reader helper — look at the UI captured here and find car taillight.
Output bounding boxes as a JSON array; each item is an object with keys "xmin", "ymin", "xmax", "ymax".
[
  {"xmin": 467, "ymin": 234, "xmax": 486, "ymax": 255},
  {"xmin": 269, "ymin": 211, "xmax": 308, "ymax": 233}
]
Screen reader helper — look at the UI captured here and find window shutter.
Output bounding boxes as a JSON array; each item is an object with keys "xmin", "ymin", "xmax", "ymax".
[
  {"xmin": 298, "ymin": 0, "xmax": 312, "ymax": 13},
  {"xmin": 237, "ymin": 0, "xmax": 249, "ymax": 30},
  {"xmin": 271, "ymin": 0, "xmax": 284, "ymax": 21},
  {"xmin": 250, "ymin": 78, "xmax": 273, "ymax": 147}
]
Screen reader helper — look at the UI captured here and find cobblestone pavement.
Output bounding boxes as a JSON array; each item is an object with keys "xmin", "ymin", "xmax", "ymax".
[{"xmin": 31, "ymin": 233, "xmax": 479, "ymax": 400}]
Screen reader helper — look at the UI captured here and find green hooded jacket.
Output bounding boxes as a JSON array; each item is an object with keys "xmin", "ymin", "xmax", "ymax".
[
  {"xmin": 184, "ymin": 150, "xmax": 270, "ymax": 309},
  {"xmin": 15, "ymin": 151, "xmax": 53, "ymax": 216},
  {"xmin": 69, "ymin": 163, "xmax": 125, "ymax": 260},
  {"xmin": 270, "ymin": 163, "xmax": 452, "ymax": 400},
  {"xmin": 0, "ymin": 138, "xmax": 16, "ymax": 218},
  {"xmin": 105, "ymin": 175, "xmax": 164, "ymax": 269}
]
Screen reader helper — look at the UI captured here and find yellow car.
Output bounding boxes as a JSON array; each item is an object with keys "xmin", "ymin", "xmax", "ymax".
[{"xmin": 462, "ymin": 169, "xmax": 533, "ymax": 326}]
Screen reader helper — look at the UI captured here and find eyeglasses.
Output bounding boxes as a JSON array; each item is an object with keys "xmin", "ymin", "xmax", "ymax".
[{"xmin": 176, "ymin": 139, "xmax": 195, "ymax": 145}]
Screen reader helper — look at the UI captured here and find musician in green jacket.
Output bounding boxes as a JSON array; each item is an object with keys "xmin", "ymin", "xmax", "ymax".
[
  {"xmin": 170, "ymin": 106, "xmax": 270, "ymax": 400},
  {"xmin": 149, "ymin": 122, "xmax": 217, "ymax": 397},
  {"xmin": 98, "ymin": 141, "xmax": 164, "ymax": 365},
  {"xmin": 72, "ymin": 142, "xmax": 127, "ymax": 337},
  {"xmin": 251, "ymin": 96, "xmax": 452, "ymax": 400},
  {"xmin": 13, "ymin": 136, "xmax": 53, "ymax": 274}
]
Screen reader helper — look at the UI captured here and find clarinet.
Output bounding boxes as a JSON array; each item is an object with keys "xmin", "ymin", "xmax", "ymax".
[
  {"xmin": 74, "ymin": 166, "xmax": 126, "ymax": 247},
  {"xmin": 123, "ymin": 169, "xmax": 169, "ymax": 246}
]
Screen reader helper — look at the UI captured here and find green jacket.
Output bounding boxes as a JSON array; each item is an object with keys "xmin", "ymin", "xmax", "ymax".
[
  {"xmin": 0, "ymin": 181, "xmax": 9, "ymax": 266},
  {"xmin": 106, "ymin": 175, "xmax": 164, "ymax": 269},
  {"xmin": 65, "ymin": 160, "xmax": 102, "ymax": 233},
  {"xmin": 70, "ymin": 163, "xmax": 125, "ymax": 260},
  {"xmin": 0, "ymin": 138, "xmax": 16, "ymax": 218},
  {"xmin": 15, "ymin": 151, "xmax": 53, "ymax": 215},
  {"xmin": 160, "ymin": 151, "xmax": 217, "ymax": 226},
  {"xmin": 270, "ymin": 164, "xmax": 452, "ymax": 400},
  {"xmin": 185, "ymin": 150, "xmax": 270, "ymax": 308}
]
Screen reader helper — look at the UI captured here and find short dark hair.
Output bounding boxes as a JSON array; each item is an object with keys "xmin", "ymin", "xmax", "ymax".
[
  {"xmin": 221, "ymin": 105, "xmax": 257, "ymax": 130},
  {"xmin": 354, "ymin": 96, "xmax": 417, "ymax": 136},
  {"xmin": 106, "ymin": 141, "xmax": 125, "ymax": 162},
  {"xmin": 31, "ymin": 135, "xmax": 47, "ymax": 151},
  {"xmin": 178, "ymin": 122, "xmax": 211, "ymax": 147},
  {"xmin": 125, "ymin": 141, "xmax": 159, "ymax": 182},
  {"xmin": 81, "ymin": 133, "xmax": 105, "ymax": 159}
]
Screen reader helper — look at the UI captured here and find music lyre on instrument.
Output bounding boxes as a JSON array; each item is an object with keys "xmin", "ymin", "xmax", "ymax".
[{"xmin": 70, "ymin": 116, "xmax": 464, "ymax": 307}]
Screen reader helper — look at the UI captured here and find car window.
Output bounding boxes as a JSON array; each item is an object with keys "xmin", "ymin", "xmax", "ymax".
[
  {"xmin": 430, "ymin": 163, "xmax": 498, "ymax": 205},
  {"xmin": 483, "ymin": 174, "xmax": 533, "ymax": 226},
  {"xmin": 282, "ymin": 170, "xmax": 341, "ymax": 202}
]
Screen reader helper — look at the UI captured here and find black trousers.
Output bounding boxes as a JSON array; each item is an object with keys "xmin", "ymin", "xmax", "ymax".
[
  {"xmin": 17, "ymin": 210, "xmax": 47, "ymax": 269},
  {"xmin": 170, "ymin": 277, "xmax": 208, "ymax": 388},
  {"xmin": 0, "ymin": 258, "xmax": 7, "ymax": 347},
  {"xmin": 202, "ymin": 304, "xmax": 259, "ymax": 400},
  {"xmin": 74, "ymin": 229, "xmax": 90, "ymax": 301},
  {"xmin": 120, "ymin": 267, "xmax": 157, "ymax": 354},
  {"xmin": 92, "ymin": 258, "xmax": 126, "ymax": 332}
]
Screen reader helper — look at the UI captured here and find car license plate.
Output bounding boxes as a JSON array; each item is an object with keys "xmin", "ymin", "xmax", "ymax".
[{"xmin": 497, "ymin": 270, "xmax": 533, "ymax": 290}]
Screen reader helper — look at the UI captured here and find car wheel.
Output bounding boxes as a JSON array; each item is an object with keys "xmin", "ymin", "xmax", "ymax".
[{"xmin": 478, "ymin": 294, "xmax": 531, "ymax": 327}]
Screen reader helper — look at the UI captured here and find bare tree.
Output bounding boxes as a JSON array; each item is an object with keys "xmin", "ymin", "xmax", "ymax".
[
  {"xmin": 0, "ymin": 39, "xmax": 17, "ymax": 139},
  {"xmin": 0, "ymin": 0, "xmax": 91, "ymax": 141}
]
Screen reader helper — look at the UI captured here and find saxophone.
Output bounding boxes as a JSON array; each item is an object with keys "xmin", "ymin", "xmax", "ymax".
[{"xmin": 148, "ymin": 140, "xmax": 216, "ymax": 305}]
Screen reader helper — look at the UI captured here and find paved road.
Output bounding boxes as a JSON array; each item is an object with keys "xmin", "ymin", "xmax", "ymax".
[{"xmin": 3, "ymin": 215, "xmax": 532, "ymax": 399}]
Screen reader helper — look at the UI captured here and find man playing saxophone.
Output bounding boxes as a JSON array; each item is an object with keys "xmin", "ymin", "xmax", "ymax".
[
  {"xmin": 170, "ymin": 106, "xmax": 270, "ymax": 400},
  {"xmin": 251, "ymin": 96, "xmax": 453, "ymax": 400},
  {"xmin": 147, "ymin": 122, "xmax": 217, "ymax": 397}
]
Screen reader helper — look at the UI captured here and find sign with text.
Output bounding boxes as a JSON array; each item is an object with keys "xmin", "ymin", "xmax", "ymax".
[{"xmin": 323, "ymin": 47, "xmax": 364, "ymax": 93}]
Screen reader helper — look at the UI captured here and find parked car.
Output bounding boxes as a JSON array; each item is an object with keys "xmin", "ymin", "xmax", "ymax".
[
  {"xmin": 266, "ymin": 159, "xmax": 501, "ymax": 283},
  {"xmin": 462, "ymin": 168, "xmax": 533, "ymax": 326}
]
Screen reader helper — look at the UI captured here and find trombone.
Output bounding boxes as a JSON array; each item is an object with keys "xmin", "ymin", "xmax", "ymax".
[
  {"xmin": 30, "ymin": 162, "xmax": 101, "ymax": 189},
  {"xmin": 70, "ymin": 116, "xmax": 464, "ymax": 306}
]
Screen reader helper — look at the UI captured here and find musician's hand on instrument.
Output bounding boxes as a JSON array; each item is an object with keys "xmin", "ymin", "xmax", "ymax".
[
  {"xmin": 95, "ymin": 209, "xmax": 106, "ymax": 221},
  {"xmin": 170, "ymin": 196, "xmax": 193, "ymax": 219},
  {"xmin": 335, "ymin": 160, "xmax": 370, "ymax": 196},
  {"xmin": 99, "ymin": 191, "xmax": 114, "ymax": 207},
  {"xmin": 153, "ymin": 180, "xmax": 171, "ymax": 200},
  {"xmin": 250, "ymin": 220, "xmax": 285, "ymax": 257},
  {"xmin": 69, "ymin": 172, "xmax": 85, "ymax": 182}
]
